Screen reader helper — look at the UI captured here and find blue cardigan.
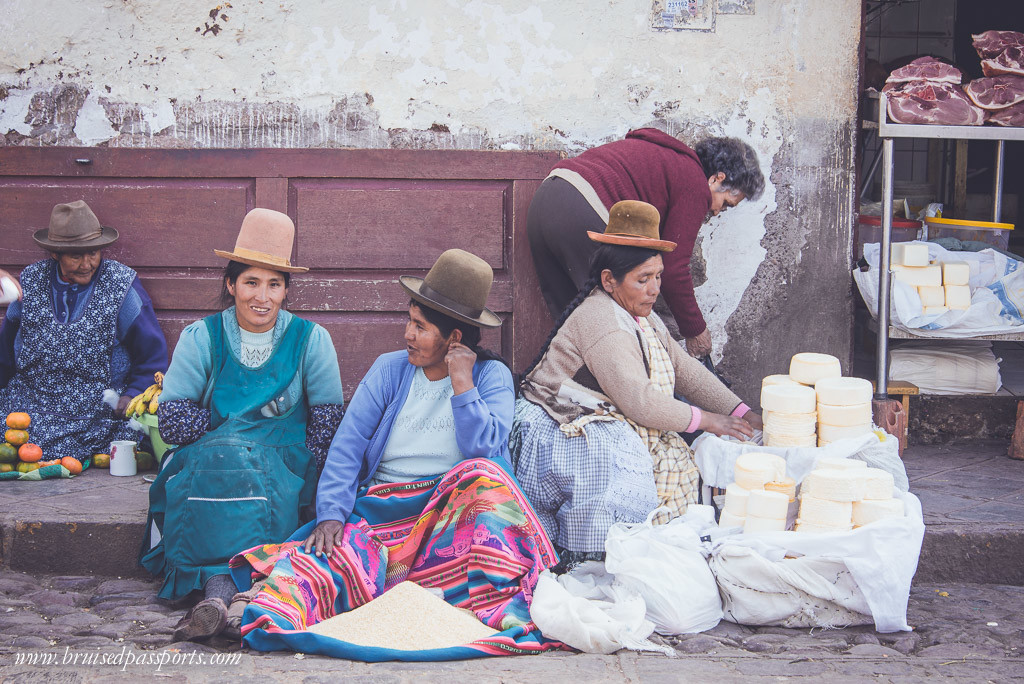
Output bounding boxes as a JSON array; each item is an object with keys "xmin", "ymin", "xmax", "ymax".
[{"xmin": 316, "ymin": 350, "xmax": 515, "ymax": 523}]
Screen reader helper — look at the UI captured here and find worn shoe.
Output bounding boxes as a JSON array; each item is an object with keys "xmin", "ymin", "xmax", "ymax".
[{"xmin": 172, "ymin": 598, "xmax": 228, "ymax": 641}]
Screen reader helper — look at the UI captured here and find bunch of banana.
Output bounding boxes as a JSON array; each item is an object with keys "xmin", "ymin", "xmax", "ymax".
[{"xmin": 125, "ymin": 372, "xmax": 164, "ymax": 418}]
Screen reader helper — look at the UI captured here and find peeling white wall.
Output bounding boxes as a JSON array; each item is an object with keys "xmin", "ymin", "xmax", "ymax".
[{"xmin": 0, "ymin": 0, "xmax": 862, "ymax": 377}]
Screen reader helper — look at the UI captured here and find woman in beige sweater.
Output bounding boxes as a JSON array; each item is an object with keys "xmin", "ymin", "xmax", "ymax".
[{"xmin": 512, "ymin": 200, "xmax": 762, "ymax": 568}]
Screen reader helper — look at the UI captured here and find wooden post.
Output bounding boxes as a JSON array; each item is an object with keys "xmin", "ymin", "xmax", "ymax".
[
  {"xmin": 1010, "ymin": 401, "xmax": 1024, "ymax": 461},
  {"xmin": 872, "ymin": 398, "xmax": 908, "ymax": 457}
]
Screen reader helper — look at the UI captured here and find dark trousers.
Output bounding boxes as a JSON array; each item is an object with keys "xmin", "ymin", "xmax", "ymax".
[{"xmin": 526, "ymin": 176, "xmax": 606, "ymax": 319}]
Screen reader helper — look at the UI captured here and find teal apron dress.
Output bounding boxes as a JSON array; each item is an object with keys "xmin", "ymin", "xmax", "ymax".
[{"xmin": 141, "ymin": 311, "xmax": 317, "ymax": 600}]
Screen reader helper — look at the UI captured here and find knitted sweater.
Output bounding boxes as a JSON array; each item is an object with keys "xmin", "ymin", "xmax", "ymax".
[
  {"xmin": 521, "ymin": 289, "xmax": 742, "ymax": 432},
  {"xmin": 552, "ymin": 128, "xmax": 712, "ymax": 337}
]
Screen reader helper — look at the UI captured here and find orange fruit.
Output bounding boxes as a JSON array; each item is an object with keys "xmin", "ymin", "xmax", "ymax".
[
  {"xmin": 0, "ymin": 463, "xmax": 12, "ymax": 473},
  {"xmin": 18, "ymin": 443, "xmax": 43, "ymax": 463},
  {"xmin": 0, "ymin": 443, "xmax": 17, "ymax": 464},
  {"xmin": 16, "ymin": 461, "xmax": 39, "ymax": 473},
  {"xmin": 92, "ymin": 453, "xmax": 110, "ymax": 468},
  {"xmin": 5, "ymin": 429, "xmax": 30, "ymax": 446},
  {"xmin": 38, "ymin": 460, "xmax": 60, "ymax": 468},
  {"xmin": 60, "ymin": 457, "xmax": 83, "ymax": 474},
  {"xmin": 5, "ymin": 412, "xmax": 30, "ymax": 430}
]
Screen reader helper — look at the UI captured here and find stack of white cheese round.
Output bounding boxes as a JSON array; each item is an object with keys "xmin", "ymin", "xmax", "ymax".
[
  {"xmin": 815, "ymin": 377, "xmax": 874, "ymax": 447},
  {"xmin": 720, "ymin": 452, "xmax": 796, "ymax": 534},
  {"xmin": 760, "ymin": 352, "xmax": 842, "ymax": 448},
  {"xmin": 795, "ymin": 456, "xmax": 904, "ymax": 533}
]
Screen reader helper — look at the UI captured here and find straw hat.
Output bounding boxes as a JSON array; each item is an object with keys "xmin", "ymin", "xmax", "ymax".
[
  {"xmin": 399, "ymin": 249, "xmax": 502, "ymax": 328},
  {"xmin": 587, "ymin": 200, "xmax": 676, "ymax": 252},
  {"xmin": 33, "ymin": 201, "xmax": 119, "ymax": 253},
  {"xmin": 214, "ymin": 208, "xmax": 308, "ymax": 273}
]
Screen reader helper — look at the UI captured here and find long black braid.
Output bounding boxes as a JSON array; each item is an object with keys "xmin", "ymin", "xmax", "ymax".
[
  {"xmin": 412, "ymin": 300, "xmax": 511, "ymax": 370},
  {"xmin": 517, "ymin": 243, "xmax": 660, "ymax": 391}
]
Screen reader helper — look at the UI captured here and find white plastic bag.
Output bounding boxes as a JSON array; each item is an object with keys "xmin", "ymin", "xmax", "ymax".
[
  {"xmin": 709, "ymin": 490, "xmax": 924, "ymax": 632},
  {"xmin": 529, "ymin": 564, "xmax": 674, "ymax": 656},
  {"xmin": 604, "ymin": 508, "xmax": 723, "ymax": 635}
]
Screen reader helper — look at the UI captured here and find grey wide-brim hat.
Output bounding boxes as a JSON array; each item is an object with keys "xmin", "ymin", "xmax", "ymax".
[
  {"xmin": 399, "ymin": 249, "xmax": 502, "ymax": 328},
  {"xmin": 32, "ymin": 200, "xmax": 119, "ymax": 253}
]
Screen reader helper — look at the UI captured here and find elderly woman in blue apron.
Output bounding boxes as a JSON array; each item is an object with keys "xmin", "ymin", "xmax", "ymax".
[
  {"xmin": 140, "ymin": 208, "xmax": 344, "ymax": 641},
  {"xmin": 0, "ymin": 201, "xmax": 167, "ymax": 461}
]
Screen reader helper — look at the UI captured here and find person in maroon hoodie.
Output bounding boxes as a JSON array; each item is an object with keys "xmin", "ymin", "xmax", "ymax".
[{"xmin": 527, "ymin": 128, "xmax": 764, "ymax": 357}]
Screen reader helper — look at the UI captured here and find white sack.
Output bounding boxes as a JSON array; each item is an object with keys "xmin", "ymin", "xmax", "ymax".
[
  {"xmin": 529, "ymin": 564, "xmax": 674, "ymax": 656},
  {"xmin": 709, "ymin": 490, "xmax": 924, "ymax": 633},
  {"xmin": 604, "ymin": 508, "xmax": 723, "ymax": 635},
  {"xmin": 854, "ymin": 241, "xmax": 1024, "ymax": 336},
  {"xmin": 889, "ymin": 341, "xmax": 1002, "ymax": 394}
]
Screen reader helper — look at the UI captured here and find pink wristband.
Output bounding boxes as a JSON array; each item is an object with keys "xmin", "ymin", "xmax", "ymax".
[
  {"xmin": 731, "ymin": 403, "xmax": 751, "ymax": 418},
  {"xmin": 685, "ymin": 407, "xmax": 702, "ymax": 433}
]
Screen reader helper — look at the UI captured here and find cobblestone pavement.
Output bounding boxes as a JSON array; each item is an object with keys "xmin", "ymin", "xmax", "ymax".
[{"xmin": 0, "ymin": 570, "xmax": 1020, "ymax": 682}]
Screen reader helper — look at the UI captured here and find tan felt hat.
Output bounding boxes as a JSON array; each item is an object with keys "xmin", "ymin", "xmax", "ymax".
[
  {"xmin": 399, "ymin": 249, "xmax": 502, "ymax": 328},
  {"xmin": 214, "ymin": 208, "xmax": 308, "ymax": 273},
  {"xmin": 587, "ymin": 200, "xmax": 676, "ymax": 252},
  {"xmin": 33, "ymin": 200, "xmax": 119, "ymax": 253}
]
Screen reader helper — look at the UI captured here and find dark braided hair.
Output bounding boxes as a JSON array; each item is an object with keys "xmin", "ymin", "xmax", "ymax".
[
  {"xmin": 517, "ymin": 243, "xmax": 660, "ymax": 390},
  {"xmin": 411, "ymin": 300, "xmax": 510, "ymax": 370}
]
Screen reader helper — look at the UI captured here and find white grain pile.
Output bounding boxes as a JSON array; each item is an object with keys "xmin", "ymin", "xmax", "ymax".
[{"xmin": 306, "ymin": 581, "xmax": 497, "ymax": 650}]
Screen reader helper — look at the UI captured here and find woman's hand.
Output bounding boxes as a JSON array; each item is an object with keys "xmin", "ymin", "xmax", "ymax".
[
  {"xmin": 685, "ymin": 329, "xmax": 713, "ymax": 357},
  {"xmin": 743, "ymin": 411, "xmax": 764, "ymax": 432},
  {"xmin": 445, "ymin": 341, "xmax": 477, "ymax": 395},
  {"xmin": 699, "ymin": 412, "xmax": 755, "ymax": 440},
  {"xmin": 302, "ymin": 519, "xmax": 346, "ymax": 557}
]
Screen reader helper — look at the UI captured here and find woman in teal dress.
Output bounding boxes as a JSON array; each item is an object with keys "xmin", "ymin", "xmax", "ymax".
[{"xmin": 140, "ymin": 209, "xmax": 344, "ymax": 641}]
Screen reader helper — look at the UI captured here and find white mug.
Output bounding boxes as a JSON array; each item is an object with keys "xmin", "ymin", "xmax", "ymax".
[{"xmin": 109, "ymin": 440, "xmax": 138, "ymax": 477}]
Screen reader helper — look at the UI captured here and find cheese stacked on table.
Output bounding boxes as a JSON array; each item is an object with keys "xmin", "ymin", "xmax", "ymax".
[
  {"xmin": 719, "ymin": 452, "xmax": 794, "ymax": 533},
  {"xmin": 795, "ymin": 457, "xmax": 904, "ymax": 533},
  {"xmin": 891, "ymin": 244, "xmax": 971, "ymax": 314},
  {"xmin": 815, "ymin": 376, "xmax": 874, "ymax": 447}
]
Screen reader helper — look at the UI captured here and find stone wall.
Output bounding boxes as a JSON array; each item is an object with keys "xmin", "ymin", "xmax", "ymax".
[{"xmin": 0, "ymin": 0, "xmax": 863, "ymax": 403}]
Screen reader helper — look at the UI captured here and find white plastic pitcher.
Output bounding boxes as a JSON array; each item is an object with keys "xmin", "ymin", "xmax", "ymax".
[{"xmin": 109, "ymin": 440, "xmax": 138, "ymax": 477}]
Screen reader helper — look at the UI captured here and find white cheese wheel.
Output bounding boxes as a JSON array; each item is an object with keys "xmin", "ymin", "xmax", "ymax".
[
  {"xmin": 861, "ymin": 468, "xmax": 895, "ymax": 500},
  {"xmin": 817, "ymin": 402, "xmax": 872, "ymax": 427},
  {"xmin": 734, "ymin": 452, "xmax": 787, "ymax": 489},
  {"xmin": 761, "ymin": 383, "xmax": 817, "ymax": 414},
  {"xmin": 762, "ymin": 374, "xmax": 800, "ymax": 389},
  {"xmin": 852, "ymin": 498, "xmax": 905, "ymax": 526},
  {"xmin": 763, "ymin": 410, "xmax": 816, "ymax": 437},
  {"xmin": 798, "ymin": 495, "xmax": 853, "ymax": 527},
  {"xmin": 764, "ymin": 432, "xmax": 817, "ymax": 448},
  {"xmin": 944, "ymin": 284, "xmax": 971, "ymax": 310},
  {"xmin": 718, "ymin": 509, "xmax": 746, "ymax": 529},
  {"xmin": 892, "ymin": 242, "xmax": 929, "ymax": 267},
  {"xmin": 818, "ymin": 422, "xmax": 873, "ymax": 442},
  {"xmin": 795, "ymin": 519, "xmax": 852, "ymax": 534},
  {"xmin": 814, "ymin": 456, "xmax": 867, "ymax": 472},
  {"xmin": 747, "ymin": 489, "xmax": 789, "ymax": 519},
  {"xmin": 917, "ymin": 285, "xmax": 945, "ymax": 307},
  {"xmin": 789, "ymin": 353, "xmax": 842, "ymax": 386},
  {"xmin": 923, "ymin": 305, "xmax": 949, "ymax": 316},
  {"xmin": 943, "ymin": 261, "xmax": 970, "ymax": 286},
  {"xmin": 801, "ymin": 469, "xmax": 864, "ymax": 502},
  {"xmin": 815, "ymin": 377, "xmax": 872, "ymax": 406},
  {"xmin": 765, "ymin": 477, "xmax": 797, "ymax": 502},
  {"xmin": 892, "ymin": 264, "xmax": 941, "ymax": 287},
  {"xmin": 723, "ymin": 483, "xmax": 750, "ymax": 516},
  {"xmin": 744, "ymin": 515, "xmax": 787, "ymax": 534}
]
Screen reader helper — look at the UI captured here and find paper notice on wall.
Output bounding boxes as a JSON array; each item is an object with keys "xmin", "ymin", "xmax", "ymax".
[{"xmin": 651, "ymin": 0, "xmax": 715, "ymax": 31}]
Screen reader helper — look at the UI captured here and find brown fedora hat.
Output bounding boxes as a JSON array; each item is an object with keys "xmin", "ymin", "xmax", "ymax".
[
  {"xmin": 587, "ymin": 200, "xmax": 676, "ymax": 252},
  {"xmin": 33, "ymin": 200, "xmax": 119, "ymax": 253},
  {"xmin": 399, "ymin": 249, "xmax": 502, "ymax": 328},
  {"xmin": 214, "ymin": 208, "xmax": 308, "ymax": 273}
]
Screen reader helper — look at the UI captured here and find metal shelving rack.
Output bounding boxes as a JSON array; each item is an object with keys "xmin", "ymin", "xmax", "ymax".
[{"xmin": 864, "ymin": 91, "xmax": 1024, "ymax": 399}]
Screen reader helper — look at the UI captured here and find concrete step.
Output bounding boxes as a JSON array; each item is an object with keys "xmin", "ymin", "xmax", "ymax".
[{"xmin": 1, "ymin": 443, "xmax": 1023, "ymax": 584}]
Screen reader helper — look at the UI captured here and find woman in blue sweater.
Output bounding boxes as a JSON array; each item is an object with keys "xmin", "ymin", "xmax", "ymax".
[{"xmin": 228, "ymin": 250, "xmax": 559, "ymax": 657}]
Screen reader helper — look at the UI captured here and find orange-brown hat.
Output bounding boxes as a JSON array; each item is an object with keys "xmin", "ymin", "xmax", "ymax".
[
  {"xmin": 587, "ymin": 200, "xmax": 676, "ymax": 252},
  {"xmin": 214, "ymin": 208, "xmax": 308, "ymax": 273}
]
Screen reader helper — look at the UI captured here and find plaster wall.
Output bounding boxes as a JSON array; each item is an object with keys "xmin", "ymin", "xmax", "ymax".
[{"xmin": 0, "ymin": 0, "xmax": 862, "ymax": 404}]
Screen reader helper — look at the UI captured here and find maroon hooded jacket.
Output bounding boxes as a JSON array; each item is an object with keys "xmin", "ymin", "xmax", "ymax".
[{"xmin": 552, "ymin": 128, "xmax": 711, "ymax": 337}]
